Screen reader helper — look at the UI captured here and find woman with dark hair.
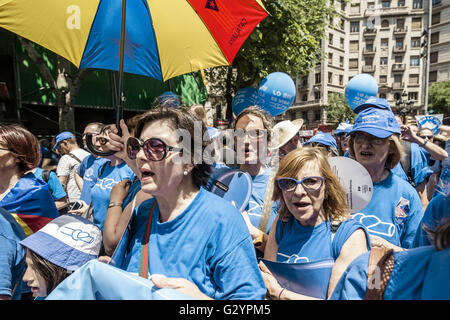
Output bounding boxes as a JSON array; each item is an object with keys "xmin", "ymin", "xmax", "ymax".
[
  {"xmin": 0, "ymin": 124, "xmax": 59, "ymax": 235},
  {"xmin": 259, "ymin": 148, "xmax": 370, "ymax": 300},
  {"xmin": 108, "ymin": 106, "xmax": 265, "ymax": 300}
]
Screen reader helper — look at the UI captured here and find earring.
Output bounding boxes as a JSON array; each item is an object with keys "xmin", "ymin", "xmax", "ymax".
[{"xmin": 183, "ymin": 169, "xmax": 188, "ymax": 176}]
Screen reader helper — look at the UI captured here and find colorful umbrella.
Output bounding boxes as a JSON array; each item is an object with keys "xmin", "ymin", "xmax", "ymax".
[{"xmin": 0, "ymin": 0, "xmax": 268, "ymax": 154}]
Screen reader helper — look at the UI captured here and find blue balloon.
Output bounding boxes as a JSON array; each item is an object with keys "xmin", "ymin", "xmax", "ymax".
[
  {"xmin": 344, "ymin": 74, "xmax": 378, "ymax": 112},
  {"xmin": 257, "ymin": 72, "xmax": 296, "ymax": 116},
  {"xmin": 232, "ymin": 87, "xmax": 259, "ymax": 116}
]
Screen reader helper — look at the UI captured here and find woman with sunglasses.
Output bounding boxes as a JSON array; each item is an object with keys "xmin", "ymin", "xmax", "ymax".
[
  {"xmin": 115, "ymin": 106, "xmax": 265, "ymax": 299},
  {"xmin": 71, "ymin": 125, "xmax": 135, "ymax": 233},
  {"xmin": 347, "ymin": 107, "xmax": 424, "ymax": 251},
  {"xmin": 259, "ymin": 147, "xmax": 370, "ymax": 300}
]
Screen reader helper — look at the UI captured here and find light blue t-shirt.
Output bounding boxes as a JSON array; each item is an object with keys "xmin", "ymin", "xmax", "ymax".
[
  {"xmin": 121, "ymin": 188, "xmax": 266, "ymax": 300},
  {"xmin": 413, "ymin": 193, "xmax": 450, "ymax": 247},
  {"xmin": 207, "ymin": 165, "xmax": 278, "ymax": 234},
  {"xmin": 330, "ymin": 246, "xmax": 450, "ymax": 300},
  {"xmin": 33, "ymin": 167, "xmax": 66, "ymax": 200},
  {"xmin": 275, "ymin": 217, "xmax": 370, "ymax": 263},
  {"xmin": 0, "ymin": 208, "xmax": 26, "ymax": 300},
  {"xmin": 91, "ymin": 162, "xmax": 135, "ymax": 231},
  {"xmin": 351, "ymin": 171, "xmax": 424, "ymax": 249},
  {"xmin": 79, "ymin": 156, "xmax": 110, "ymax": 204},
  {"xmin": 391, "ymin": 142, "xmax": 433, "ymax": 187}
]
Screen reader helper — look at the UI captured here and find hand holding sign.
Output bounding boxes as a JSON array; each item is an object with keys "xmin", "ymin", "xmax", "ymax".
[
  {"xmin": 345, "ymin": 74, "xmax": 378, "ymax": 112},
  {"xmin": 257, "ymin": 72, "xmax": 296, "ymax": 116}
]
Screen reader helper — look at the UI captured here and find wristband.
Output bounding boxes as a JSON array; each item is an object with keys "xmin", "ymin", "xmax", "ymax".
[
  {"xmin": 108, "ymin": 202, "xmax": 123, "ymax": 208},
  {"xmin": 420, "ymin": 140, "xmax": 428, "ymax": 147},
  {"xmin": 278, "ymin": 288, "xmax": 285, "ymax": 300}
]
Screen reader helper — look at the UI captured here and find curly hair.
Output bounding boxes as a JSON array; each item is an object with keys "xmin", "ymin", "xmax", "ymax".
[
  {"xmin": 273, "ymin": 147, "xmax": 350, "ymax": 223},
  {"xmin": 0, "ymin": 124, "xmax": 41, "ymax": 175},
  {"xmin": 135, "ymin": 106, "xmax": 212, "ymax": 188}
]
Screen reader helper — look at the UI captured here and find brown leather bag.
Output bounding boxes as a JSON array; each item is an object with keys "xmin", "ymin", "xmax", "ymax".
[{"xmin": 364, "ymin": 247, "xmax": 395, "ymax": 300}]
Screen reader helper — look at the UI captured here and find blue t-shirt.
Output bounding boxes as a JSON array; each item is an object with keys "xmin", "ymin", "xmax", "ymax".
[
  {"xmin": 33, "ymin": 167, "xmax": 67, "ymax": 200},
  {"xmin": 351, "ymin": 171, "xmax": 424, "ymax": 249},
  {"xmin": 413, "ymin": 193, "xmax": 450, "ymax": 247},
  {"xmin": 79, "ymin": 156, "xmax": 109, "ymax": 204},
  {"xmin": 330, "ymin": 245, "xmax": 450, "ymax": 300},
  {"xmin": 207, "ymin": 165, "xmax": 278, "ymax": 234},
  {"xmin": 275, "ymin": 217, "xmax": 370, "ymax": 263},
  {"xmin": 0, "ymin": 208, "xmax": 26, "ymax": 300},
  {"xmin": 91, "ymin": 162, "xmax": 135, "ymax": 231},
  {"xmin": 121, "ymin": 188, "xmax": 266, "ymax": 300},
  {"xmin": 391, "ymin": 142, "xmax": 433, "ymax": 187}
]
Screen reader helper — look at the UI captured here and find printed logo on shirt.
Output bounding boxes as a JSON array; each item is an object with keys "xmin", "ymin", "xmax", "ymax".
[
  {"xmin": 351, "ymin": 213, "xmax": 395, "ymax": 238},
  {"xmin": 277, "ymin": 252, "xmax": 310, "ymax": 263},
  {"xmin": 246, "ymin": 200, "xmax": 263, "ymax": 217},
  {"xmin": 394, "ymin": 197, "xmax": 410, "ymax": 225},
  {"xmin": 98, "ymin": 178, "xmax": 120, "ymax": 190}
]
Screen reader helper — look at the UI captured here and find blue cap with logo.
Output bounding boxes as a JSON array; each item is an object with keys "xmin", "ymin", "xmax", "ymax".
[
  {"xmin": 20, "ymin": 214, "xmax": 101, "ymax": 272},
  {"xmin": 348, "ymin": 107, "xmax": 401, "ymax": 138},
  {"xmin": 53, "ymin": 131, "xmax": 75, "ymax": 150},
  {"xmin": 353, "ymin": 96, "xmax": 392, "ymax": 114},
  {"xmin": 304, "ymin": 131, "xmax": 338, "ymax": 150}
]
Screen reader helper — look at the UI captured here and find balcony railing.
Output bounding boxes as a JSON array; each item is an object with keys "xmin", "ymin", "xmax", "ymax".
[
  {"xmin": 392, "ymin": 63, "xmax": 406, "ymax": 72},
  {"xmin": 294, "ymin": 99, "xmax": 321, "ymax": 107},
  {"xmin": 362, "ymin": 65, "xmax": 375, "ymax": 73},
  {"xmin": 393, "ymin": 45, "xmax": 406, "ymax": 53},
  {"xmin": 393, "ymin": 26, "xmax": 407, "ymax": 35},
  {"xmin": 363, "ymin": 28, "xmax": 377, "ymax": 36},
  {"xmin": 362, "ymin": 47, "xmax": 376, "ymax": 55},
  {"xmin": 392, "ymin": 82, "xmax": 405, "ymax": 90}
]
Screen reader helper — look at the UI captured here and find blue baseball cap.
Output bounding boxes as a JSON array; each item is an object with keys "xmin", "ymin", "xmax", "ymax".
[
  {"xmin": 354, "ymin": 96, "xmax": 392, "ymax": 114},
  {"xmin": 53, "ymin": 131, "xmax": 75, "ymax": 150},
  {"xmin": 348, "ymin": 107, "xmax": 401, "ymax": 138},
  {"xmin": 304, "ymin": 131, "xmax": 338, "ymax": 150},
  {"xmin": 334, "ymin": 122, "xmax": 354, "ymax": 136}
]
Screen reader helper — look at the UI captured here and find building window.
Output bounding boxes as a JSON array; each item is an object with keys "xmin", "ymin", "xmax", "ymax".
[
  {"xmin": 381, "ymin": 38, "xmax": 389, "ymax": 47},
  {"xmin": 350, "ymin": 40, "xmax": 359, "ymax": 52},
  {"xmin": 433, "ymin": 0, "xmax": 442, "ymax": 6},
  {"xmin": 339, "ymin": 74, "xmax": 344, "ymax": 86},
  {"xmin": 350, "ymin": 21, "xmax": 359, "ymax": 32},
  {"xmin": 329, "ymin": 33, "xmax": 333, "ymax": 46},
  {"xmin": 412, "ymin": 0, "xmax": 423, "ymax": 9},
  {"xmin": 301, "ymin": 76, "xmax": 308, "ymax": 86},
  {"xmin": 430, "ymin": 52, "xmax": 438, "ymax": 63},
  {"xmin": 314, "ymin": 91, "xmax": 321, "ymax": 100},
  {"xmin": 339, "ymin": 56, "xmax": 344, "ymax": 68},
  {"xmin": 380, "ymin": 75, "xmax": 387, "ymax": 83},
  {"xmin": 380, "ymin": 93, "xmax": 387, "ymax": 99},
  {"xmin": 315, "ymin": 73, "xmax": 321, "ymax": 84},
  {"xmin": 380, "ymin": 57, "xmax": 388, "ymax": 65},
  {"xmin": 349, "ymin": 58, "xmax": 359, "ymax": 69},
  {"xmin": 410, "ymin": 56, "xmax": 420, "ymax": 66},
  {"xmin": 340, "ymin": 18, "xmax": 345, "ymax": 30},
  {"xmin": 396, "ymin": 19, "xmax": 405, "ymax": 29},
  {"xmin": 411, "ymin": 17, "xmax": 422, "ymax": 30},
  {"xmin": 302, "ymin": 94, "xmax": 308, "ymax": 101},
  {"xmin": 302, "ymin": 111, "xmax": 308, "ymax": 121},
  {"xmin": 398, "ymin": 0, "xmax": 405, "ymax": 7},
  {"xmin": 394, "ymin": 74, "xmax": 403, "ymax": 83},
  {"xmin": 340, "ymin": 37, "xmax": 344, "ymax": 49},
  {"xmin": 411, "ymin": 37, "xmax": 420, "ymax": 48},
  {"xmin": 432, "ymin": 12, "xmax": 440, "ymax": 25},
  {"xmin": 328, "ymin": 72, "xmax": 333, "ymax": 84},
  {"xmin": 366, "ymin": 42, "xmax": 374, "ymax": 51},
  {"xmin": 328, "ymin": 52, "xmax": 333, "ymax": 65},
  {"xmin": 431, "ymin": 32, "xmax": 439, "ymax": 44},
  {"xmin": 395, "ymin": 38, "xmax": 404, "ymax": 48},
  {"xmin": 409, "ymin": 74, "xmax": 419, "ymax": 85},
  {"xmin": 365, "ymin": 57, "xmax": 373, "ymax": 66},
  {"xmin": 314, "ymin": 110, "xmax": 321, "ymax": 121},
  {"xmin": 408, "ymin": 92, "xmax": 418, "ymax": 100},
  {"xmin": 429, "ymin": 71, "xmax": 437, "ymax": 82},
  {"xmin": 382, "ymin": 1, "xmax": 391, "ymax": 8},
  {"xmin": 381, "ymin": 19, "xmax": 390, "ymax": 28}
]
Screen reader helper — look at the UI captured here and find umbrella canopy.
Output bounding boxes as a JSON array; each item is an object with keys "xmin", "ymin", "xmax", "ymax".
[{"xmin": 0, "ymin": 0, "xmax": 268, "ymax": 81}]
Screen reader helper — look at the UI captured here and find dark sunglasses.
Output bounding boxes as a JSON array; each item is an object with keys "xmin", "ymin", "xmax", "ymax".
[
  {"xmin": 418, "ymin": 135, "xmax": 433, "ymax": 140},
  {"xmin": 126, "ymin": 137, "xmax": 183, "ymax": 161},
  {"xmin": 277, "ymin": 176, "xmax": 325, "ymax": 192}
]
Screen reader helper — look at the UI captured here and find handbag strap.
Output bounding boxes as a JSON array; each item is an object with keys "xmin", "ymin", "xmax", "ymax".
[{"xmin": 138, "ymin": 201, "xmax": 157, "ymax": 278}]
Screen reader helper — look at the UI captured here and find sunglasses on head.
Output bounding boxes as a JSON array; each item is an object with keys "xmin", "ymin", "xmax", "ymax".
[
  {"xmin": 277, "ymin": 176, "xmax": 324, "ymax": 192},
  {"xmin": 126, "ymin": 137, "xmax": 183, "ymax": 161}
]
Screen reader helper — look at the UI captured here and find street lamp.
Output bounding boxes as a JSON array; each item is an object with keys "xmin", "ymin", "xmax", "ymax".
[{"xmin": 395, "ymin": 91, "xmax": 414, "ymax": 124}]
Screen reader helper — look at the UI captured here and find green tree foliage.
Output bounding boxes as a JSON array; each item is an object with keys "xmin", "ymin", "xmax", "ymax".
[
  {"xmin": 205, "ymin": 0, "xmax": 336, "ymax": 120},
  {"xmin": 428, "ymin": 80, "xmax": 450, "ymax": 116},
  {"xmin": 325, "ymin": 92, "xmax": 356, "ymax": 124}
]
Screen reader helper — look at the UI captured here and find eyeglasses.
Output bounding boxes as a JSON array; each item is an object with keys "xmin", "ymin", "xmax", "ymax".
[
  {"xmin": 126, "ymin": 137, "xmax": 183, "ymax": 161},
  {"xmin": 418, "ymin": 135, "xmax": 433, "ymax": 140},
  {"xmin": 277, "ymin": 176, "xmax": 325, "ymax": 192},
  {"xmin": 95, "ymin": 136, "xmax": 109, "ymax": 145},
  {"xmin": 0, "ymin": 147, "xmax": 9, "ymax": 151},
  {"xmin": 235, "ymin": 129, "xmax": 267, "ymax": 140},
  {"xmin": 353, "ymin": 133, "xmax": 387, "ymax": 146}
]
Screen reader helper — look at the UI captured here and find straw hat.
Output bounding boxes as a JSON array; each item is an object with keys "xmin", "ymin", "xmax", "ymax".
[{"xmin": 271, "ymin": 119, "xmax": 303, "ymax": 150}]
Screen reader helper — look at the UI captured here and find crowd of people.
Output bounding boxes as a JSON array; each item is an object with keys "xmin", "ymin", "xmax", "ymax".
[{"xmin": 0, "ymin": 94, "xmax": 449, "ymax": 300}]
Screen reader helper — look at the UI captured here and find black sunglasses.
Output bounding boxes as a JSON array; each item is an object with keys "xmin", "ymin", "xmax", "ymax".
[{"xmin": 127, "ymin": 137, "xmax": 183, "ymax": 161}]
